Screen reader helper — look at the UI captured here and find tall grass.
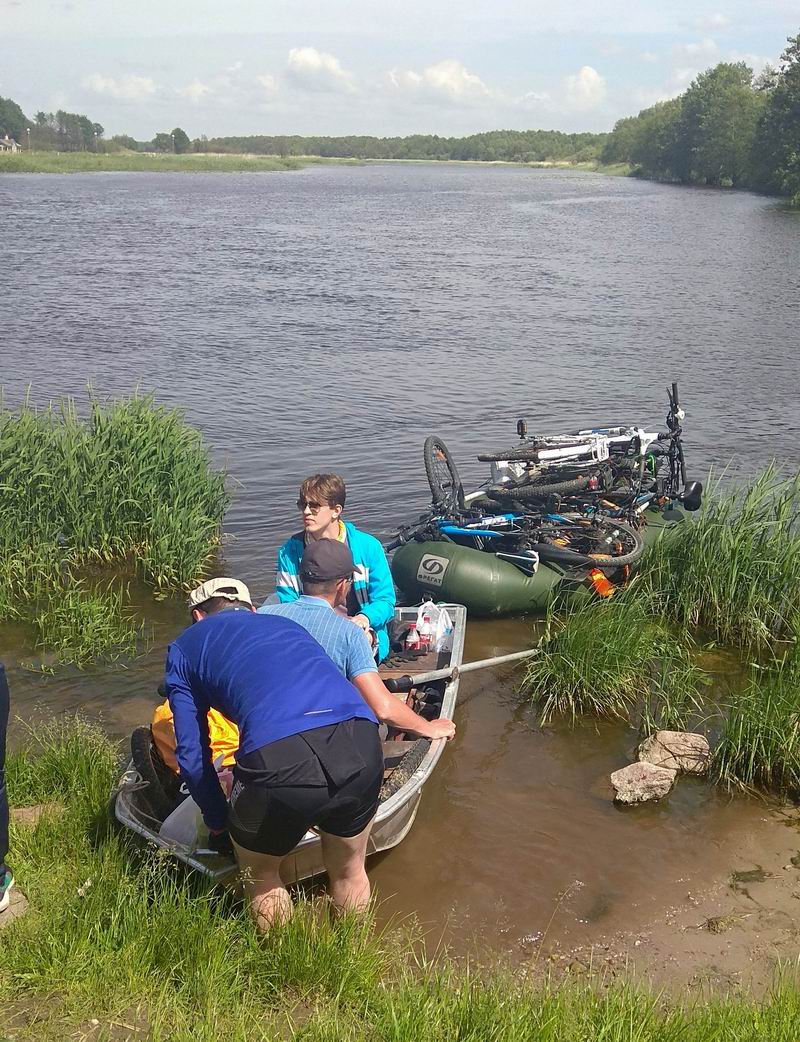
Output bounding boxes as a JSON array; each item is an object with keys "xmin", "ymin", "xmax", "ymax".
[
  {"xmin": 33, "ymin": 583, "xmax": 144, "ymax": 670},
  {"xmin": 519, "ymin": 590, "xmax": 707, "ymax": 727},
  {"xmin": 713, "ymin": 629, "xmax": 800, "ymax": 793},
  {"xmin": 0, "ymin": 152, "xmax": 307, "ymax": 174},
  {"xmin": 0, "ymin": 392, "xmax": 228, "ymax": 665},
  {"xmin": 3, "ymin": 719, "xmax": 800, "ymax": 1041},
  {"xmin": 641, "ymin": 467, "xmax": 800, "ymax": 652}
]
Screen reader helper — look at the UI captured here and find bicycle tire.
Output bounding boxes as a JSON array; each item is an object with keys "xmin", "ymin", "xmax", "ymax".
[
  {"xmin": 379, "ymin": 738, "xmax": 431, "ymax": 801},
  {"xmin": 493, "ymin": 473, "xmax": 594, "ymax": 500},
  {"xmin": 532, "ymin": 517, "xmax": 645, "ymax": 570},
  {"xmin": 130, "ymin": 726, "xmax": 185, "ymax": 822},
  {"xmin": 424, "ymin": 436, "xmax": 465, "ymax": 510},
  {"xmin": 585, "ymin": 518, "xmax": 645, "ymax": 568},
  {"xmin": 477, "ymin": 441, "xmax": 593, "ymax": 463}
]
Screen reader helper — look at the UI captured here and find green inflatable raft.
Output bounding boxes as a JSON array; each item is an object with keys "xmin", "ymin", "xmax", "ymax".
[{"xmin": 391, "ymin": 506, "xmax": 687, "ymax": 617}]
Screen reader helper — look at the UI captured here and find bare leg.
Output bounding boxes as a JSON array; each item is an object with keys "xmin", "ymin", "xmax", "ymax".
[
  {"xmin": 319, "ymin": 818, "xmax": 375, "ymax": 915},
  {"xmin": 232, "ymin": 840, "xmax": 292, "ymax": 930}
]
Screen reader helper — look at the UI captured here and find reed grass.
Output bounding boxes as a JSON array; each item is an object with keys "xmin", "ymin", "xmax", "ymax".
[
  {"xmin": 32, "ymin": 582, "xmax": 145, "ymax": 671},
  {"xmin": 0, "ymin": 392, "xmax": 228, "ymax": 665},
  {"xmin": 712, "ymin": 629, "xmax": 800, "ymax": 793},
  {"xmin": 3, "ymin": 719, "xmax": 800, "ymax": 1041},
  {"xmin": 641, "ymin": 467, "xmax": 800, "ymax": 652},
  {"xmin": 519, "ymin": 590, "xmax": 707, "ymax": 726}
]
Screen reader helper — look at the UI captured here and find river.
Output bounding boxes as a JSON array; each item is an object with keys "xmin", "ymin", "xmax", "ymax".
[{"xmin": 1, "ymin": 163, "xmax": 799, "ymax": 962}]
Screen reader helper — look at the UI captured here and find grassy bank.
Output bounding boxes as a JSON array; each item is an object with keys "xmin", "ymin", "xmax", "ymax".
[
  {"xmin": 2, "ymin": 719, "xmax": 800, "ymax": 1041},
  {"xmin": 519, "ymin": 468, "xmax": 800, "ymax": 794},
  {"xmin": 0, "ymin": 152, "xmax": 310, "ymax": 174},
  {"xmin": 640, "ymin": 468, "xmax": 800, "ymax": 652},
  {"xmin": 0, "ymin": 393, "xmax": 228, "ymax": 666},
  {"xmin": 520, "ymin": 591, "xmax": 706, "ymax": 727},
  {"xmin": 0, "ymin": 151, "xmax": 630, "ymax": 176}
]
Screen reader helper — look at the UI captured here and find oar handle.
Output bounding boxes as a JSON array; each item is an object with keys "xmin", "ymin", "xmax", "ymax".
[{"xmin": 385, "ymin": 647, "xmax": 539, "ymax": 691}]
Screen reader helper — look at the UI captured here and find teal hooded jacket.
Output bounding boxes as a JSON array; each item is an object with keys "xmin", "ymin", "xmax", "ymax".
[{"xmin": 275, "ymin": 521, "xmax": 395, "ymax": 662}]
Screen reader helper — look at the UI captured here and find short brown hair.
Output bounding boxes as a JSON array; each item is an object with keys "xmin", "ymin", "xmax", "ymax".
[{"xmin": 300, "ymin": 473, "xmax": 346, "ymax": 509}]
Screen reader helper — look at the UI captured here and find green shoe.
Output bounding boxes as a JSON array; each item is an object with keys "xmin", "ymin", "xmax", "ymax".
[{"xmin": 0, "ymin": 869, "xmax": 14, "ymax": 912}]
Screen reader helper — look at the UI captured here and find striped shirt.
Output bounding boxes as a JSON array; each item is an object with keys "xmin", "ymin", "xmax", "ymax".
[{"xmin": 258, "ymin": 596, "xmax": 378, "ymax": 680}]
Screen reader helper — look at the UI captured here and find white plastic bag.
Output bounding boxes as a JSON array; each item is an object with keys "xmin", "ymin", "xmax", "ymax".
[
  {"xmin": 159, "ymin": 791, "xmax": 203, "ymax": 849},
  {"xmin": 158, "ymin": 762, "xmax": 233, "ymax": 852},
  {"xmin": 416, "ymin": 599, "xmax": 454, "ymax": 653}
]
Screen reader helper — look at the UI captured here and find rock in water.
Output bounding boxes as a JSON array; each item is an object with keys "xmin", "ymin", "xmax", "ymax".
[
  {"xmin": 610, "ymin": 762, "xmax": 677, "ymax": 804},
  {"xmin": 638, "ymin": 731, "xmax": 710, "ymax": 775}
]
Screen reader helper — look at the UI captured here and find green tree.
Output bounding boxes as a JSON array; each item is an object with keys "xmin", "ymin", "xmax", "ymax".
[
  {"xmin": 109, "ymin": 134, "xmax": 139, "ymax": 152},
  {"xmin": 170, "ymin": 127, "xmax": 191, "ymax": 153},
  {"xmin": 152, "ymin": 132, "xmax": 174, "ymax": 152},
  {"xmin": 0, "ymin": 96, "xmax": 28, "ymax": 141},
  {"xmin": 679, "ymin": 63, "xmax": 762, "ymax": 186},
  {"xmin": 751, "ymin": 34, "xmax": 800, "ymax": 201}
]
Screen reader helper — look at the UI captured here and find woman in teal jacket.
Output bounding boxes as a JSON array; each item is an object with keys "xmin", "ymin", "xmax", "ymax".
[{"xmin": 275, "ymin": 474, "xmax": 396, "ymax": 662}]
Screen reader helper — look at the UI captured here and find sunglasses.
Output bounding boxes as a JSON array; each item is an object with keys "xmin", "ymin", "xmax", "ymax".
[{"xmin": 297, "ymin": 498, "xmax": 325, "ymax": 512}]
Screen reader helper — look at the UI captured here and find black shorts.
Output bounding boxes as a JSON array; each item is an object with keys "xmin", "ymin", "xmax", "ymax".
[{"xmin": 227, "ymin": 718, "xmax": 383, "ymax": 857}]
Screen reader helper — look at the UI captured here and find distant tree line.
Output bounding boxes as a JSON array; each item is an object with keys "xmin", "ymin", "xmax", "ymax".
[
  {"xmin": 194, "ymin": 129, "xmax": 605, "ymax": 163},
  {"xmin": 601, "ymin": 32, "xmax": 800, "ymax": 204},
  {"xmin": 2, "ymin": 31, "xmax": 798, "ymax": 206},
  {"xmin": 0, "ymin": 96, "xmax": 190, "ymax": 155}
]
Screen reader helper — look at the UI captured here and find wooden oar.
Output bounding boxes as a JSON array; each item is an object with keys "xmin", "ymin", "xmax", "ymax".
[{"xmin": 385, "ymin": 647, "xmax": 538, "ymax": 691}]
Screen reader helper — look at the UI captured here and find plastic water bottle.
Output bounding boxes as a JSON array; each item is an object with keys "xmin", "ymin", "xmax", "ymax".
[
  {"xmin": 417, "ymin": 613, "xmax": 433, "ymax": 652},
  {"xmin": 405, "ymin": 624, "xmax": 420, "ymax": 651}
]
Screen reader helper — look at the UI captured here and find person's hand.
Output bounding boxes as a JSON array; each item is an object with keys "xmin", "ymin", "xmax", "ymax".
[
  {"xmin": 207, "ymin": 828, "xmax": 234, "ymax": 857},
  {"xmin": 426, "ymin": 718, "xmax": 456, "ymax": 741},
  {"xmin": 350, "ymin": 613, "xmax": 371, "ymax": 632}
]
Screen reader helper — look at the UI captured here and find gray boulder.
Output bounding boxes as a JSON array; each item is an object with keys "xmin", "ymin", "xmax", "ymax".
[
  {"xmin": 610, "ymin": 761, "xmax": 677, "ymax": 804},
  {"xmin": 638, "ymin": 730, "xmax": 710, "ymax": 775}
]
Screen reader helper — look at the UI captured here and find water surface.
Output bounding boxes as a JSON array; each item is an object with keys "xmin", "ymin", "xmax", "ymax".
[{"xmin": 1, "ymin": 163, "xmax": 799, "ymax": 953}]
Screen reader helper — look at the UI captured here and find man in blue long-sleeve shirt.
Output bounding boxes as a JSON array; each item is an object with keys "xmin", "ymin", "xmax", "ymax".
[{"xmin": 164, "ymin": 577, "xmax": 383, "ymax": 929}]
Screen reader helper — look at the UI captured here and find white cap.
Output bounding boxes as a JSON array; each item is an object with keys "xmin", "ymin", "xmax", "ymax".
[{"xmin": 187, "ymin": 577, "xmax": 252, "ymax": 609}]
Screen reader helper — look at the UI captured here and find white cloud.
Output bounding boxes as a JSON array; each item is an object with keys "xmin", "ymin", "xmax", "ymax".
[
  {"xmin": 728, "ymin": 50, "xmax": 771, "ymax": 77},
  {"xmin": 177, "ymin": 80, "xmax": 213, "ymax": 103},
  {"xmin": 674, "ymin": 38, "xmax": 719, "ymax": 63},
  {"xmin": 518, "ymin": 89, "xmax": 550, "ymax": 105},
  {"xmin": 285, "ymin": 47, "xmax": 355, "ymax": 94},
  {"xmin": 388, "ymin": 59, "xmax": 491, "ymax": 104},
  {"xmin": 564, "ymin": 66, "xmax": 606, "ymax": 110},
  {"xmin": 694, "ymin": 13, "xmax": 731, "ymax": 30},
  {"xmin": 83, "ymin": 73, "xmax": 157, "ymax": 101},
  {"xmin": 256, "ymin": 74, "xmax": 278, "ymax": 95},
  {"xmin": 226, "ymin": 61, "xmax": 243, "ymax": 73},
  {"xmin": 641, "ymin": 51, "xmax": 659, "ymax": 64}
]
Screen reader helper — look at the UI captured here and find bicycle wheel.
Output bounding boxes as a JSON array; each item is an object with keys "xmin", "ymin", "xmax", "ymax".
[
  {"xmin": 494, "ymin": 472, "xmax": 594, "ymax": 501},
  {"xmin": 584, "ymin": 518, "xmax": 645, "ymax": 568},
  {"xmin": 423, "ymin": 436, "xmax": 465, "ymax": 510},
  {"xmin": 533, "ymin": 517, "xmax": 645, "ymax": 569}
]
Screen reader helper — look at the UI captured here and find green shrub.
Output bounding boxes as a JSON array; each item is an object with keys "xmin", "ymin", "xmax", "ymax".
[
  {"xmin": 713, "ymin": 628, "xmax": 800, "ymax": 792},
  {"xmin": 519, "ymin": 590, "xmax": 706, "ymax": 726},
  {"xmin": 0, "ymin": 392, "xmax": 228, "ymax": 665},
  {"xmin": 641, "ymin": 467, "xmax": 800, "ymax": 651}
]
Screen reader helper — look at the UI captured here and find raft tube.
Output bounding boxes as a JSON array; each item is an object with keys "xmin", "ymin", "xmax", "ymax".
[{"xmin": 391, "ymin": 504, "xmax": 689, "ymax": 617}]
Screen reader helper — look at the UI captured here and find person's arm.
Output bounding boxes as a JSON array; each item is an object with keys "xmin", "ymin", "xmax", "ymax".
[
  {"xmin": 352, "ymin": 671, "xmax": 456, "ymax": 740},
  {"xmin": 275, "ymin": 540, "xmax": 301, "ymax": 604},
  {"xmin": 352, "ymin": 536, "xmax": 395, "ymax": 630},
  {"xmin": 165, "ymin": 643, "xmax": 228, "ymax": 832}
]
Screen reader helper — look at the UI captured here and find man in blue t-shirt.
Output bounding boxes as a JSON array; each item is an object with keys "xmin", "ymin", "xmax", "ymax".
[{"xmin": 165, "ymin": 573, "xmax": 454, "ymax": 931}]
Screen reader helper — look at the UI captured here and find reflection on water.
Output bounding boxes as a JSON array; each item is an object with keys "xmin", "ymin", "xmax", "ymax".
[{"xmin": 1, "ymin": 163, "xmax": 799, "ymax": 952}]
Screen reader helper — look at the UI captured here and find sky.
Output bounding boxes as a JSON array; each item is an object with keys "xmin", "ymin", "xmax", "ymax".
[{"xmin": 1, "ymin": 1, "xmax": 797, "ymax": 139}]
